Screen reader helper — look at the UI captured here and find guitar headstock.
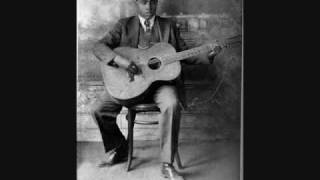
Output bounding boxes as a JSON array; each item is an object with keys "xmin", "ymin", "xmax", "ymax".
[
  {"xmin": 214, "ymin": 35, "xmax": 242, "ymax": 49},
  {"xmin": 213, "ymin": 45, "xmax": 223, "ymax": 54}
]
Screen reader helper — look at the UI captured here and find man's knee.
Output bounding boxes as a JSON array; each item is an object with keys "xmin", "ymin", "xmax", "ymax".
[
  {"xmin": 90, "ymin": 99, "xmax": 122, "ymax": 122},
  {"xmin": 156, "ymin": 86, "xmax": 179, "ymax": 110},
  {"xmin": 164, "ymin": 97, "xmax": 179, "ymax": 109}
]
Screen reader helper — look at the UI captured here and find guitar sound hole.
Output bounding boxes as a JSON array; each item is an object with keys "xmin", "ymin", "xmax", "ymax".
[{"xmin": 148, "ymin": 58, "xmax": 161, "ymax": 70}]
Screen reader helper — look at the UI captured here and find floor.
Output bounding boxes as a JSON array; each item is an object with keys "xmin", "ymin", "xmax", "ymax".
[{"xmin": 77, "ymin": 139, "xmax": 240, "ymax": 180}]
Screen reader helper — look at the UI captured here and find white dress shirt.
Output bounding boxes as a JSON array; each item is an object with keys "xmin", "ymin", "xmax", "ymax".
[{"xmin": 138, "ymin": 15, "xmax": 155, "ymax": 32}]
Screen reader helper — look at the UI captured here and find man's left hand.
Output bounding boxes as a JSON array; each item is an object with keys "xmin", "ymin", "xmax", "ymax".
[{"xmin": 208, "ymin": 45, "xmax": 222, "ymax": 64}]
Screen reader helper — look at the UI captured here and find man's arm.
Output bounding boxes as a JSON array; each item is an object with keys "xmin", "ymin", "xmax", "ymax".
[
  {"xmin": 92, "ymin": 20, "xmax": 139, "ymax": 73},
  {"xmin": 171, "ymin": 20, "xmax": 221, "ymax": 65},
  {"xmin": 92, "ymin": 21, "xmax": 121, "ymax": 64}
]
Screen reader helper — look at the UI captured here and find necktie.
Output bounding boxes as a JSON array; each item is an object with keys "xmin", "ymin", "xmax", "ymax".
[{"xmin": 144, "ymin": 19, "xmax": 151, "ymax": 32}]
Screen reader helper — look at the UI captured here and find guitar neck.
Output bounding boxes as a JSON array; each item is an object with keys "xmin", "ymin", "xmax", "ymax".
[
  {"xmin": 163, "ymin": 35, "xmax": 241, "ymax": 65},
  {"xmin": 164, "ymin": 43, "xmax": 215, "ymax": 64}
]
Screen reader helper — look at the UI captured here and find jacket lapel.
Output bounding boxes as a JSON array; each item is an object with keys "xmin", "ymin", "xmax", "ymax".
[
  {"xmin": 126, "ymin": 16, "xmax": 140, "ymax": 47},
  {"xmin": 156, "ymin": 16, "xmax": 170, "ymax": 43}
]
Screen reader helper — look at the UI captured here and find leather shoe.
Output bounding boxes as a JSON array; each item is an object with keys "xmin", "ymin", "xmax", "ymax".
[
  {"xmin": 161, "ymin": 163, "xmax": 184, "ymax": 180},
  {"xmin": 98, "ymin": 142, "xmax": 128, "ymax": 167}
]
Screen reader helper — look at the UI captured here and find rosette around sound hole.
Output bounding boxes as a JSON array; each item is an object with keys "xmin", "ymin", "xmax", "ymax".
[{"xmin": 148, "ymin": 57, "xmax": 161, "ymax": 70}]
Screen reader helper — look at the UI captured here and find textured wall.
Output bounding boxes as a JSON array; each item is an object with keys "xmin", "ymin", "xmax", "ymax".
[{"xmin": 77, "ymin": 0, "xmax": 242, "ymax": 141}]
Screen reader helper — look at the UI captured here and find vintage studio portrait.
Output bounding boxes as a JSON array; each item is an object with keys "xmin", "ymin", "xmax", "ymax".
[{"xmin": 77, "ymin": 0, "xmax": 242, "ymax": 179}]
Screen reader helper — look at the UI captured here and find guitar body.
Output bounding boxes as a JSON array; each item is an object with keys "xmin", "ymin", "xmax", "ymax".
[{"xmin": 100, "ymin": 42, "xmax": 181, "ymax": 101}]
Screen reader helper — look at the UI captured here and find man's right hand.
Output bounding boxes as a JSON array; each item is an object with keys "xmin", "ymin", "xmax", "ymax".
[
  {"xmin": 113, "ymin": 55, "xmax": 141, "ymax": 75},
  {"xmin": 126, "ymin": 62, "xmax": 141, "ymax": 75}
]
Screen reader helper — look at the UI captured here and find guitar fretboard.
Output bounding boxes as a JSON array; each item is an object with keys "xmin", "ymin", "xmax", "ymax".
[
  {"xmin": 163, "ymin": 43, "xmax": 215, "ymax": 65},
  {"xmin": 162, "ymin": 35, "xmax": 241, "ymax": 65}
]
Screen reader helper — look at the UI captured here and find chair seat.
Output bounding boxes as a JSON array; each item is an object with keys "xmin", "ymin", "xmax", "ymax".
[
  {"xmin": 129, "ymin": 103, "xmax": 160, "ymax": 112},
  {"xmin": 127, "ymin": 103, "xmax": 160, "ymax": 125}
]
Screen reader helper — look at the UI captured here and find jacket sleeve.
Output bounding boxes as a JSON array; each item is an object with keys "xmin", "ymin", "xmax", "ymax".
[
  {"xmin": 170, "ymin": 20, "xmax": 212, "ymax": 65},
  {"xmin": 92, "ymin": 20, "xmax": 123, "ymax": 64}
]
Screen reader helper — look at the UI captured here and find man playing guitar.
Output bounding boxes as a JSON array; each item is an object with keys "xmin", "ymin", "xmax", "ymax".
[{"xmin": 91, "ymin": 0, "xmax": 221, "ymax": 179}]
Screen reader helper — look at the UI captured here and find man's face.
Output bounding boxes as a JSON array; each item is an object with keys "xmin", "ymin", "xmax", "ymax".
[{"xmin": 135, "ymin": 0, "xmax": 158, "ymax": 19}]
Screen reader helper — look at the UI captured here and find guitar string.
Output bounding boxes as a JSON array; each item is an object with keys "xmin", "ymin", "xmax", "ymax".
[{"xmin": 147, "ymin": 40, "xmax": 240, "ymax": 65}]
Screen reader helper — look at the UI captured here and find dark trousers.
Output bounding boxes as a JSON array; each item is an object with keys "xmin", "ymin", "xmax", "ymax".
[{"xmin": 91, "ymin": 84, "xmax": 181, "ymax": 163}]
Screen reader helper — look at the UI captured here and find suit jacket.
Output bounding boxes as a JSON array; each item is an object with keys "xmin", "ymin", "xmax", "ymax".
[{"xmin": 93, "ymin": 15, "xmax": 210, "ymax": 109}]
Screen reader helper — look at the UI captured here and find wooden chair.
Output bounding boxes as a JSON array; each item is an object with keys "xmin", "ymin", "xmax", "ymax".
[{"xmin": 125, "ymin": 103, "xmax": 183, "ymax": 171}]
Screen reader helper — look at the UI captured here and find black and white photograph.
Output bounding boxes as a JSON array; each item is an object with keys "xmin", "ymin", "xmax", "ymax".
[{"xmin": 77, "ymin": 0, "xmax": 243, "ymax": 179}]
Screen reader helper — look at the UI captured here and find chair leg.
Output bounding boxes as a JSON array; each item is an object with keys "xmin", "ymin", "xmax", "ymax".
[
  {"xmin": 175, "ymin": 149, "xmax": 183, "ymax": 169},
  {"xmin": 126, "ymin": 110, "xmax": 136, "ymax": 171}
]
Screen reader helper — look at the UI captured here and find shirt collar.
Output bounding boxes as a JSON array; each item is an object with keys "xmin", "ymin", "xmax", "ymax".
[{"xmin": 138, "ymin": 15, "xmax": 155, "ymax": 32}]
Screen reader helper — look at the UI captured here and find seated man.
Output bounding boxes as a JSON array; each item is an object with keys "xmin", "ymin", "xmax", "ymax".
[{"xmin": 91, "ymin": 0, "xmax": 221, "ymax": 179}]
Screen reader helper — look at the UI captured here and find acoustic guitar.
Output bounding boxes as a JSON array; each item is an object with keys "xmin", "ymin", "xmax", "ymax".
[{"xmin": 100, "ymin": 35, "xmax": 241, "ymax": 101}]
